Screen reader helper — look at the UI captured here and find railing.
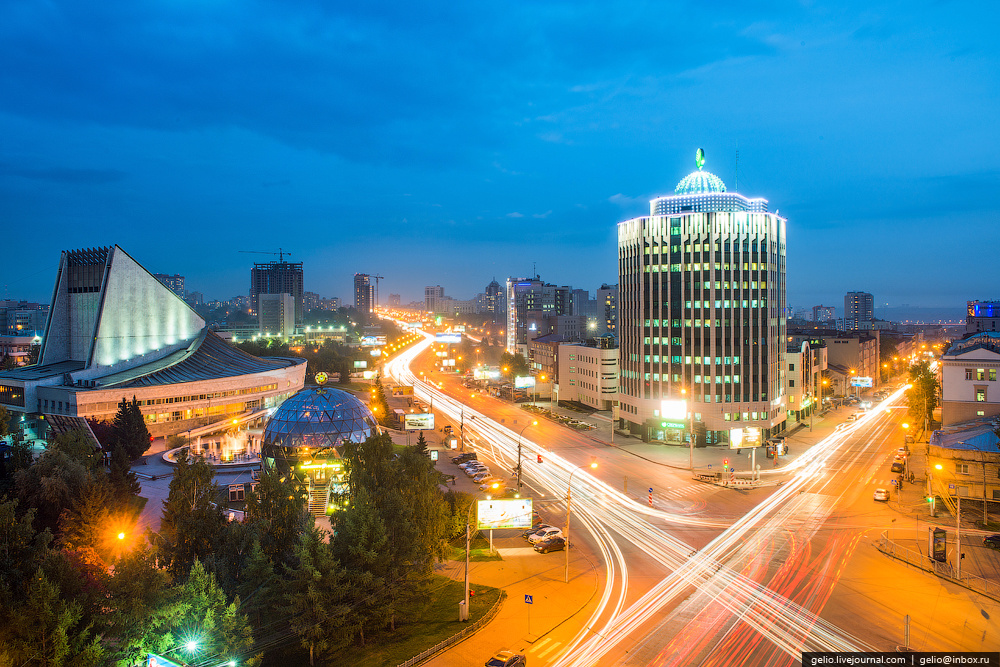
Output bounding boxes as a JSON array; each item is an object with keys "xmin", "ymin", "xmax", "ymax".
[
  {"xmin": 397, "ymin": 590, "xmax": 508, "ymax": 667},
  {"xmin": 874, "ymin": 532, "xmax": 1000, "ymax": 601}
]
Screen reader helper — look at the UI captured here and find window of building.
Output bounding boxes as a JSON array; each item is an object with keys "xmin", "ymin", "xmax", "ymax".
[
  {"xmin": 789, "ymin": 363, "xmax": 795, "ymax": 371},
  {"xmin": 992, "ymin": 369, "xmax": 998, "ymax": 382},
  {"xmin": 957, "ymin": 463, "xmax": 970, "ymax": 475},
  {"xmin": 978, "ymin": 369, "xmax": 987, "ymax": 381},
  {"xmin": 977, "ymin": 388, "xmax": 987, "ymax": 402}
]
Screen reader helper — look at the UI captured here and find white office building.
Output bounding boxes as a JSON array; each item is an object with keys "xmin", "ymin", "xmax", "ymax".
[{"xmin": 617, "ymin": 149, "xmax": 787, "ymax": 444}]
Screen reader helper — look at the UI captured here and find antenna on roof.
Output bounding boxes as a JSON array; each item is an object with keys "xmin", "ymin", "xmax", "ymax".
[{"xmin": 735, "ymin": 140, "xmax": 739, "ymax": 193}]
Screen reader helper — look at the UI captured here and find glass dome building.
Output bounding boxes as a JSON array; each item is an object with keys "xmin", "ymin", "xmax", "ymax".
[{"xmin": 261, "ymin": 386, "xmax": 379, "ymax": 515}]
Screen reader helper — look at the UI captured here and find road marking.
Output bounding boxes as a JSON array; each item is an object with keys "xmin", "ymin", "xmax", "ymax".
[
  {"xmin": 536, "ymin": 640, "xmax": 562, "ymax": 660},
  {"xmin": 529, "ymin": 638, "xmax": 552, "ymax": 653}
]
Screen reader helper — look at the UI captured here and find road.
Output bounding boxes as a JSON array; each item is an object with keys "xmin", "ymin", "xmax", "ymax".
[{"xmin": 383, "ymin": 330, "xmax": 1000, "ymax": 665}]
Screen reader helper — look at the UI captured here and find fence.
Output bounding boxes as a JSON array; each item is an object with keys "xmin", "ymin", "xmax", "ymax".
[
  {"xmin": 397, "ymin": 590, "xmax": 508, "ymax": 667},
  {"xmin": 874, "ymin": 532, "xmax": 1000, "ymax": 601}
]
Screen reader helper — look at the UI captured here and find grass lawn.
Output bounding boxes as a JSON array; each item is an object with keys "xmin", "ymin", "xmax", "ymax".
[
  {"xmin": 264, "ymin": 576, "xmax": 502, "ymax": 666},
  {"xmin": 447, "ymin": 534, "xmax": 503, "ymax": 562}
]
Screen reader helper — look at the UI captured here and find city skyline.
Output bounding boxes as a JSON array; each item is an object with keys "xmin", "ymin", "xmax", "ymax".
[{"xmin": 2, "ymin": 2, "xmax": 998, "ymax": 309}]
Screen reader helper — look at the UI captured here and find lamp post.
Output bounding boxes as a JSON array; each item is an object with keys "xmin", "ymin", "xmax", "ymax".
[
  {"xmin": 565, "ymin": 459, "xmax": 598, "ymax": 583},
  {"xmin": 516, "ymin": 421, "xmax": 538, "ymax": 490},
  {"xmin": 928, "ymin": 462, "xmax": 942, "ymax": 518},
  {"xmin": 463, "ymin": 499, "xmax": 476, "ymax": 619}
]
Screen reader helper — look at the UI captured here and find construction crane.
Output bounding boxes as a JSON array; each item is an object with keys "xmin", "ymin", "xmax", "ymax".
[
  {"xmin": 373, "ymin": 274, "xmax": 385, "ymax": 308},
  {"xmin": 239, "ymin": 248, "xmax": 292, "ymax": 261}
]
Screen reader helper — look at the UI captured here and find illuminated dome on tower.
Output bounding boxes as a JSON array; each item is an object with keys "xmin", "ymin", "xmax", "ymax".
[{"xmin": 674, "ymin": 148, "xmax": 727, "ymax": 195}]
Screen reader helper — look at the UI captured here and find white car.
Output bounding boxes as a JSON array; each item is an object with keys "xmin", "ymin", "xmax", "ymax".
[
  {"xmin": 465, "ymin": 466, "xmax": 487, "ymax": 477},
  {"xmin": 897, "ymin": 447, "xmax": 907, "ymax": 457},
  {"xmin": 479, "ymin": 477, "xmax": 505, "ymax": 491},
  {"xmin": 528, "ymin": 526, "xmax": 564, "ymax": 544},
  {"xmin": 473, "ymin": 471, "xmax": 493, "ymax": 483},
  {"xmin": 873, "ymin": 488, "xmax": 889, "ymax": 502}
]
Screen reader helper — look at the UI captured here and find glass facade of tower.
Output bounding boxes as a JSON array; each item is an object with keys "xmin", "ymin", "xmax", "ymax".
[{"xmin": 617, "ymin": 157, "xmax": 787, "ymax": 444}]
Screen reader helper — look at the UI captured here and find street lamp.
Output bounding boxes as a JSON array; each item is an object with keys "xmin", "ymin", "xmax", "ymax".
[
  {"xmin": 516, "ymin": 421, "xmax": 538, "ymax": 489},
  {"xmin": 565, "ymin": 459, "xmax": 598, "ymax": 583}
]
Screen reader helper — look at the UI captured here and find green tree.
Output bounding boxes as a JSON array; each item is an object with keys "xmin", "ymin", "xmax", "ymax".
[
  {"xmin": 0, "ymin": 566, "xmax": 104, "ymax": 666},
  {"xmin": 158, "ymin": 450, "xmax": 225, "ymax": 578},
  {"xmin": 0, "ymin": 405, "xmax": 10, "ymax": 437},
  {"xmin": 414, "ymin": 430, "xmax": 429, "ymax": 456},
  {"xmin": 284, "ymin": 528, "xmax": 351, "ymax": 666},
  {"xmin": 244, "ymin": 467, "xmax": 311, "ymax": 569},
  {"xmin": 0, "ymin": 500, "xmax": 55, "ymax": 611},
  {"xmin": 15, "ymin": 433, "xmax": 97, "ymax": 532},
  {"xmin": 906, "ymin": 360, "xmax": 939, "ymax": 429},
  {"xmin": 235, "ymin": 539, "xmax": 283, "ymax": 634},
  {"xmin": 111, "ymin": 396, "xmax": 151, "ymax": 461},
  {"xmin": 102, "ymin": 544, "xmax": 171, "ymax": 667},
  {"xmin": 57, "ymin": 477, "xmax": 119, "ymax": 568},
  {"xmin": 108, "ymin": 444, "xmax": 141, "ymax": 502},
  {"xmin": 370, "ymin": 376, "xmax": 393, "ymax": 427},
  {"xmin": 137, "ymin": 560, "xmax": 260, "ymax": 667}
]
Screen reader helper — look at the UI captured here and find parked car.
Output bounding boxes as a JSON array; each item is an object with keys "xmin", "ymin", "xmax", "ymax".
[
  {"xmin": 480, "ymin": 477, "xmax": 505, "ymax": 491},
  {"xmin": 486, "ymin": 651, "xmax": 526, "ymax": 667},
  {"xmin": 523, "ymin": 524, "xmax": 552, "ymax": 540},
  {"xmin": 534, "ymin": 536, "xmax": 566, "ymax": 553},
  {"xmin": 465, "ymin": 467, "xmax": 488, "ymax": 477},
  {"xmin": 897, "ymin": 447, "xmax": 908, "ymax": 458},
  {"xmin": 473, "ymin": 471, "xmax": 493, "ymax": 483},
  {"xmin": 890, "ymin": 461, "xmax": 905, "ymax": 473},
  {"xmin": 462, "ymin": 463, "xmax": 486, "ymax": 474},
  {"xmin": 528, "ymin": 527, "xmax": 564, "ymax": 544},
  {"xmin": 983, "ymin": 534, "xmax": 1000, "ymax": 549},
  {"xmin": 873, "ymin": 488, "xmax": 889, "ymax": 502},
  {"xmin": 904, "ymin": 434, "xmax": 915, "ymax": 443},
  {"xmin": 453, "ymin": 453, "xmax": 477, "ymax": 464}
]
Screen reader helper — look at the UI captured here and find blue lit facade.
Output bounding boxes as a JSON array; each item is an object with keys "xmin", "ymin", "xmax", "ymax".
[{"xmin": 617, "ymin": 150, "xmax": 787, "ymax": 444}]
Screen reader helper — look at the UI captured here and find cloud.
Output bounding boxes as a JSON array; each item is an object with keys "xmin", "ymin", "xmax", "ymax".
[
  {"xmin": 506, "ymin": 212, "xmax": 524, "ymax": 218},
  {"xmin": 532, "ymin": 211, "xmax": 552, "ymax": 219}
]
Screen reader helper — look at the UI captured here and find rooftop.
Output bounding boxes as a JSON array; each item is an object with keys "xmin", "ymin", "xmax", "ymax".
[{"xmin": 930, "ymin": 419, "xmax": 1000, "ymax": 452}]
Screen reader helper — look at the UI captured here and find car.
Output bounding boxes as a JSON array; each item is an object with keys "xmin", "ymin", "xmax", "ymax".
[
  {"xmin": 473, "ymin": 471, "xmax": 493, "ymax": 483},
  {"xmin": 462, "ymin": 462, "xmax": 486, "ymax": 472},
  {"xmin": 485, "ymin": 651, "xmax": 526, "ymax": 667},
  {"xmin": 465, "ymin": 467, "xmax": 488, "ymax": 478},
  {"xmin": 523, "ymin": 524, "xmax": 552, "ymax": 540},
  {"xmin": 904, "ymin": 434, "xmax": 915, "ymax": 444},
  {"xmin": 845, "ymin": 415, "xmax": 858, "ymax": 423},
  {"xmin": 534, "ymin": 536, "xmax": 566, "ymax": 553},
  {"xmin": 890, "ymin": 461, "xmax": 905, "ymax": 473},
  {"xmin": 873, "ymin": 488, "xmax": 889, "ymax": 501},
  {"xmin": 480, "ymin": 477, "xmax": 505, "ymax": 491},
  {"xmin": 897, "ymin": 447, "xmax": 908, "ymax": 457},
  {"xmin": 983, "ymin": 534, "xmax": 1000, "ymax": 549},
  {"xmin": 452, "ymin": 453, "xmax": 477, "ymax": 464},
  {"xmin": 528, "ymin": 527, "xmax": 564, "ymax": 544}
]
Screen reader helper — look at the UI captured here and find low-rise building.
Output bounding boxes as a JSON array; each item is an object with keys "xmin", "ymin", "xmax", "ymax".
[
  {"xmin": 557, "ymin": 340, "xmax": 618, "ymax": 411},
  {"xmin": 786, "ymin": 339, "xmax": 828, "ymax": 422},
  {"xmin": 928, "ymin": 419, "xmax": 1000, "ymax": 513},
  {"xmin": 940, "ymin": 331, "xmax": 1000, "ymax": 425}
]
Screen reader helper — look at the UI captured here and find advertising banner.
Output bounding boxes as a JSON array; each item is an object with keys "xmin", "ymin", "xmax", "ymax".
[
  {"xmin": 353, "ymin": 360, "xmax": 368, "ymax": 369},
  {"xmin": 360, "ymin": 335, "xmax": 387, "ymax": 346},
  {"xmin": 391, "ymin": 386, "xmax": 414, "ymax": 396},
  {"xmin": 147, "ymin": 655, "xmax": 184, "ymax": 667},
  {"xmin": 514, "ymin": 375, "xmax": 536, "ymax": 389},
  {"xmin": 660, "ymin": 399, "xmax": 687, "ymax": 420},
  {"xmin": 404, "ymin": 413, "xmax": 435, "ymax": 430},
  {"xmin": 435, "ymin": 333, "xmax": 462, "ymax": 344},
  {"xmin": 730, "ymin": 427, "xmax": 762, "ymax": 449},
  {"xmin": 453, "ymin": 325, "xmax": 466, "ymax": 332},
  {"xmin": 474, "ymin": 368, "xmax": 501, "ymax": 380},
  {"xmin": 477, "ymin": 498, "xmax": 534, "ymax": 530},
  {"xmin": 850, "ymin": 376, "xmax": 874, "ymax": 387}
]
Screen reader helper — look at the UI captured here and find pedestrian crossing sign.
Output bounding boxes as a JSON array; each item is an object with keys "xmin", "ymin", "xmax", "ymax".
[{"xmin": 524, "ymin": 594, "xmax": 533, "ymax": 604}]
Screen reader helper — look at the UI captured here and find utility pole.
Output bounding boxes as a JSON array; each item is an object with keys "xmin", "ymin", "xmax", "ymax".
[{"xmin": 956, "ymin": 494, "xmax": 962, "ymax": 579}]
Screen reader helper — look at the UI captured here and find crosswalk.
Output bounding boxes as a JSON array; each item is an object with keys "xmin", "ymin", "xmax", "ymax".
[
  {"xmin": 659, "ymin": 484, "xmax": 722, "ymax": 501},
  {"xmin": 528, "ymin": 637, "xmax": 563, "ymax": 662}
]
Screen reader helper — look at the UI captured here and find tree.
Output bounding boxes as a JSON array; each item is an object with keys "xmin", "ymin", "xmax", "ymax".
[
  {"xmin": 102, "ymin": 544, "xmax": 171, "ymax": 667},
  {"xmin": 905, "ymin": 360, "xmax": 939, "ymax": 428},
  {"xmin": 235, "ymin": 539, "xmax": 283, "ymax": 633},
  {"xmin": 109, "ymin": 444, "xmax": 141, "ymax": 502},
  {"xmin": 284, "ymin": 529, "xmax": 351, "ymax": 665},
  {"xmin": 243, "ymin": 467, "xmax": 311, "ymax": 570},
  {"xmin": 57, "ymin": 477, "xmax": 120, "ymax": 568},
  {"xmin": 15, "ymin": 432, "xmax": 96, "ymax": 533},
  {"xmin": 0, "ymin": 405, "xmax": 9, "ymax": 437},
  {"xmin": 414, "ymin": 431, "xmax": 429, "ymax": 457},
  {"xmin": 137, "ymin": 560, "xmax": 260, "ymax": 667},
  {"xmin": 158, "ymin": 450, "xmax": 225, "ymax": 578},
  {"xmin": 370, "ymin": 376, "xmax": 393, "ymax": 427},
  {"xmin": 111, "ymin": 396, "xmax": 151, "ymax": 461}
]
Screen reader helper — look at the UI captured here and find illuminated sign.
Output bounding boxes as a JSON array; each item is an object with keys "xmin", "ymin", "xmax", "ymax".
[
  {"xmin": 474, "ymin": 368, "xmax": 501, "ymax": 380},
  {"xmin": 360, "ymin": 335, "xmax": 387, "ymax": 346},
  {"xmin": 514, "ymin": 376, "xmax": 536, "ymax": 389},
  {"xmin": 660, "ymin": 400, "xmax": 687, "ymax": 420},
  {"xmin": 436, "ymin": 333, "xmax": 462, "ymax": 344},
  {"xmin": 850, "ymin": 376, "xmax": 873, "ymax": 387},
  {"xmin": 453, "ymin": 325, "xmax": 466, "ymax": 332},
  {"xmin": 391, "ymin": 386, "xmax": 414, "ymax": 396},
  {"xmin": 314, "ymin": 372, "xmax": 328, "ymax": 385},
  {"xmin": 730, "ymin": 427, "xmax": 761, "ymax": 449},
  {"xmin": 477, "ymin": 498, "xmax": 533, "ymax": 530},
  {"xmin": 353, "ymin": 360, "xmax": 368, "ymax": 369},
  {"xmin": 147, "ymin": 655, "xmax": 184, "ymax": 667},
  {"xmin": 660, "ymin": 422, "xmax": 685, "ymax": 429},
  {"xmin": 404, "ymin": 413, "xmax": 435, "ymax": 430},
  {"xmin": 362, "ymin": 370, "xmax": 376, "ymax": 379}
]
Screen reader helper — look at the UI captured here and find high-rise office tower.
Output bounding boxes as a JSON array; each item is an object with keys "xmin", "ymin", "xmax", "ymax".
[
  {"xmin": 844, "ymin": 292, "xmax": 874, "ymax": 331},
  {"xmin": 250, "ymin": 261, "xmax": 304, "ymax": 324},
  {"xmin": 505, "ymin": 277, "xmax": 572, "ymax": 354},
  {"xmin": 617, "ymin": 149, "xmax": 787, "ymax": 444},
  {"xmin": 354, "ymin": 273, "xmax": 373, "ymax": 325},
  {"xmin": 153, "ymin": 274, "xmax": 185, "ymax": 298},
  {"xmin": 597, "ymin": 283, "xmax": 619, "ymax": 336},
  {"xmin": 812, "ymin": 305, "xmax": 836, "ymax": 323},
  {"xmin": 484, "ymin": 278, "xmax": 504, "ymax": 323}
]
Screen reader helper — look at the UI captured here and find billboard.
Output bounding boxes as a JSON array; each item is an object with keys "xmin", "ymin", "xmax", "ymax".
[
  {"xmin": 360, "ymin": 335, "xmax": 387, "ymax": 346},
  {"xmin": 391, "ymin": 386, "xmax": 414, "ymax": 396},
  {"xmin": 474, "ymin": 368, "xmax": 501, "ymax": 380},
  {"xmin": 353, "ymin": 360, "xmax": 368, "ymax": 369},
  {"xmin": 730, "ymin": 427, "xmax": 762, "ymax": 449},
  {"xmin": 477, "ymin": 498, "xmax": 534, "ymax": 530},
  {"xmin": 404, "ymin": 413, "xmax": 435, "ymax": 430},
  {"xmin": 362, "ymin": 370, "xmax": 376, "ymax": 379},
  {"xmin": 453, "ymin": 325, "xmax": 466, "ymax": 332},
  {"xmin": 660, "ymin": 400, "xmax": 687, "ymax": 420},
  {"xmin": 851, "ymin": 376, "xmax": 874, "ymax": 387},
  {"xmin": 435, "ymin": 333, "xmax": 462, "ymax": 344},
  {"xmin": 514, "ymin": 375, "xmax": 536, "ymax": 389},
  {"xmin": 147, "ymin": 655, "xmax": 185, "ymax": 667}
]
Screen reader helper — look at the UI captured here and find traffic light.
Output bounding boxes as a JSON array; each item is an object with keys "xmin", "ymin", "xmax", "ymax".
[
  {"xmin": 537, "ymin": 454, "xmax": 543, "ymax": 464},
  {"xmin": 723, "ymin": 459, "xmax": 729, "ymax": 469}
]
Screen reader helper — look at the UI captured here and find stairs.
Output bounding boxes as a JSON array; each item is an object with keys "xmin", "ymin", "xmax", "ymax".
[{"xmin": 307, "ymin": 484, "xmax": 330, "ymax": 517}]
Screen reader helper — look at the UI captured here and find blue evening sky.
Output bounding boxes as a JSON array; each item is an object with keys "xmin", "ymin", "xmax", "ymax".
[{"xmin": 2, "ymin": 0, "xmax": 997, "ymax": 316}]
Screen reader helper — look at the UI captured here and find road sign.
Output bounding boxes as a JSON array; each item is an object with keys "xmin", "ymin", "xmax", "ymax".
[
  {"xmin": 648, "ymin": 487, "xmax": 653, "ymax": 506},
  {"xmin": 430, "ymin": 450, "xmax": 438, "ymax": 461},
  {"xmin": 524, "ymin": 594, "xmax": 533, "ymax": 605},
  {"xmin": 949, "ymin": 484, "xmax": 956, "ymax": 490}
]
